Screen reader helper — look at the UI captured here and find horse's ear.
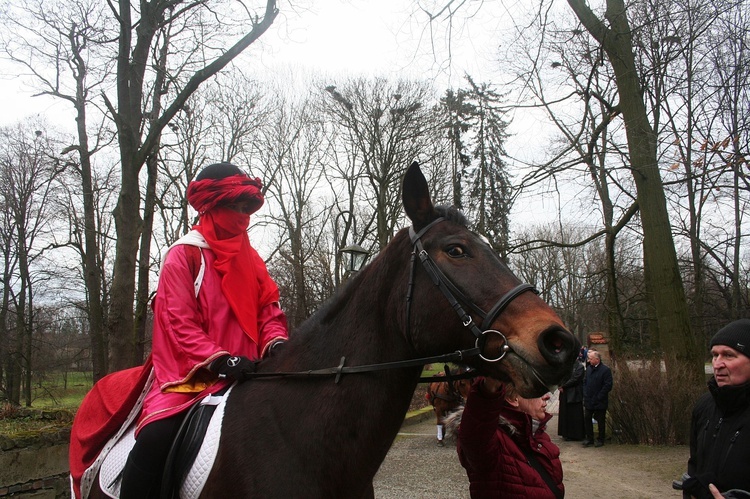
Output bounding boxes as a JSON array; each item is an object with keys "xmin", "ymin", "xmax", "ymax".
[{"xmin": 402, "ymin": 161, "xmax": 435, "ymax": 229}]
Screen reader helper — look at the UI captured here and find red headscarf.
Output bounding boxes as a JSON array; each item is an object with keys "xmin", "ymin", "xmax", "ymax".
[
  {"xmin": 187, "ymin": 174, "xmax": 265, "ymax": 215},
  {"xmin": 187, "ymin": 173, "xmax": 279, "ymax": 344}
]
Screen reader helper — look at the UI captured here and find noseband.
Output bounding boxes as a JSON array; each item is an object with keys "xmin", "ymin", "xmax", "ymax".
[{"xmin": 407, "ymin": 217, "xmax": 539, "ymax": 362}]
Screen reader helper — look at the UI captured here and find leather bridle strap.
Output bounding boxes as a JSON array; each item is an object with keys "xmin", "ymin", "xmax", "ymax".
[
  {"xmin": 407, "ymin": 222, "xmax": 539, "ymax": 351},
  {"xmin": 480, "ymin": 283, "xmax": 538, "ymax": 330}
]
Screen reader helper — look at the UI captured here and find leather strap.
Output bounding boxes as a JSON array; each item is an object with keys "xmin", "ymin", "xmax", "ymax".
[{"xmin": 522, "ymin": 446, "xmax": 563, "ymax": 499}]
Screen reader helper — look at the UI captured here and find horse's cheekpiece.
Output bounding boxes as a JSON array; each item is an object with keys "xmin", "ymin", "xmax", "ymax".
[{"xmin": 407, "ymin": 217, "xmax": 538, "ymax": 363}]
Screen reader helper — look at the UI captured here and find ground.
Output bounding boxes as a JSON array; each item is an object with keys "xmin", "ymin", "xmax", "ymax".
[{"xmin": 376, "ymin": 389, "xmax": 688, "ymax": 498}]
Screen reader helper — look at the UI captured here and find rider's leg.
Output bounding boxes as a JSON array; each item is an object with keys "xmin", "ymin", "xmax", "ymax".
[{"xmin": 120, "ymin": 415, "xmax": 182, "ymax": 499}]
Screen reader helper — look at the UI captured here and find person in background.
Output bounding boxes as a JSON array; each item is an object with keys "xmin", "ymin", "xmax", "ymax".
[
  {"xmin": 119, "ymin": 162, "xmax": 288, "ymax": 498},
  {"xmin": 582, "ymin": 350, "xmax": 613, "ymax": 447},
  {"xmin": 578, "ymin": 345, "xmax": 588, "ymax": 364},
  {"xmin": 557, "ymin": 360, "xmax": 585, "ymax": 441},
  {"xmin": 455, "ymin": 377, "xmax": 564, "ymax": 498},
  {"xmin": 680, "ymin": 319, "xmax": 750, "ymax": 499}
]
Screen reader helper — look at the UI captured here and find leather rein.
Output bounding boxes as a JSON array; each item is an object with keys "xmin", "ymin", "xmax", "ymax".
[{"xmin": 246, "ymin": 217, "xmax": 538, "ymax": 383}]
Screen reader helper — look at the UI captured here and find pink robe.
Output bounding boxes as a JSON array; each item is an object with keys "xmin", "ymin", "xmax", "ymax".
[
  {"xmin": 69, "ymin": 237, "xmax": 287, "ymax": 498},
  {"xmin": 137, "ymin": 240, "xmax": 287, "ymax": 432}
]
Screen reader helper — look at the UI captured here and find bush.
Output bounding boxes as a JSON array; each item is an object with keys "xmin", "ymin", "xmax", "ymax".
[{"xmin": 608, "ymin": 357, "xmax": 704, "ymax": 445}]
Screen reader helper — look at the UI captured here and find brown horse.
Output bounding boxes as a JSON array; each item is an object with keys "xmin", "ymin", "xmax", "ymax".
[
  {"xmin": 426, "ymin": 369, "xmax": 472, "ymax": 446},
  {"xmin": 74, "ymin": 162, "xmax": 579, "ymax": 498}
]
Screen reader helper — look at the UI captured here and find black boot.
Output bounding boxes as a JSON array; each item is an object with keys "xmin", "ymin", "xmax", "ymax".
[{"xmin": 120, "ymin": 454, "xmax": 161, "ymax": 499}]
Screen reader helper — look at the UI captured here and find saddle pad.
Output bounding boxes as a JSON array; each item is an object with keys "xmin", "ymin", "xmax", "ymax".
[
  {"xmin": 97, "ymin": 384, "xmax": 234, "ymax": 499},
  {"xmin": 99, "ymin": 425, "xmax": 136, "ymax": 498},
  {"xmin": 180, "ymin": 385, "xmax": 233, "ymax": 499}
]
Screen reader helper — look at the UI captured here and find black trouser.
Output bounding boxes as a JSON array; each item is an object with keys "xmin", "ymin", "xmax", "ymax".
[
  {"xmin": 583, "ymin": 407, "xmax": 607, "ymax": 442},
  {"xmin": 120, "ymin": 416, "xmax": 182, "ymax": 499}
]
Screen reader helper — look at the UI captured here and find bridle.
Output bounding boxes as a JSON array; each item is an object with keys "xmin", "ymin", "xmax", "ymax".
[
  {"xmin": 406, "ymin": 217, "xmax": 539, "ymax": 363},
  {"xmin": 245, "ymin": 217, "xmax": 538, "ymax": 383}
]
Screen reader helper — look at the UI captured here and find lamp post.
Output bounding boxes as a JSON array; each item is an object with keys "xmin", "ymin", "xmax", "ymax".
[{"xmin": 339, "ymin": 244, "xmax": 369, "ymax": 275}]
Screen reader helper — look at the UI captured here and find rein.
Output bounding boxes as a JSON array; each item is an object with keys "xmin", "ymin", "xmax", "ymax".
[
  {"xmin": 245, "ymin": 218, "xmax": 537, "ymax": 383},
  {"xmin": 244, "ymin": 350, "xmax": 480, "ymax": 384}
]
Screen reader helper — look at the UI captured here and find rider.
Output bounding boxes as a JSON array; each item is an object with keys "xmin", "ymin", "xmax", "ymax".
[{"xmin": 119, "ymin": 162, "xmax": 288, "ymax": 498}]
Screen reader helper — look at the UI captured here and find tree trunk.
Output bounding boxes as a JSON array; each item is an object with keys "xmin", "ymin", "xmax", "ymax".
[
  {"xmin": 134, "ymin": 154, "xmax": 158, "ymax": 365},
  {"xmin": 567, "ymin": 0, "xmax": 702, "ymax": 384},
  {"xmin": 73, "ymin": 73, "xmax": 108, "ymax": 381}
]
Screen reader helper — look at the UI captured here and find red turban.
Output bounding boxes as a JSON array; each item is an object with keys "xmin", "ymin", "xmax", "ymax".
[{"xmin": 187, "ymin": 174, "xmax": 264, "ymax": 215}]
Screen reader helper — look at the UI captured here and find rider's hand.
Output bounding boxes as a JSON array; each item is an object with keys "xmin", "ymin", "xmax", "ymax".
[{"xmin": 209, "ymin": 355, "xmax": 258, "ymax": 381}]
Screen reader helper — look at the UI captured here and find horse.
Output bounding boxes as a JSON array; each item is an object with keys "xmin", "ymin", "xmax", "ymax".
[
  {"xmin": 426, "ymin": 367, "xmax": 473, "ymax": 446},
  {"xmin": 73, "ymin": 162, "xmax": 579, "ymax": 498}
]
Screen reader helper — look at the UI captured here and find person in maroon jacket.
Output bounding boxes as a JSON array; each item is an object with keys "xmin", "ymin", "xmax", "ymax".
[{"xmin": 456, "ymin": 377, "xmax": 564, "ymax": 498}]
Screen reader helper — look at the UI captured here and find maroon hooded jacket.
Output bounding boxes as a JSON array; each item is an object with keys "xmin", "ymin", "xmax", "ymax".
[{"xmin": 456, "ymin": 379, "xmax": 564, "ymax": 498}]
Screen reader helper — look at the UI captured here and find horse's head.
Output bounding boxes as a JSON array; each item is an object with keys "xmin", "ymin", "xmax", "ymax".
[{"xmin": 402, "ymin": 162, "xmax": 579, "ymax": 397}]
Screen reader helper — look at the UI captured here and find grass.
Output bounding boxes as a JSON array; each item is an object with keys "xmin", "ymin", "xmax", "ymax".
[
  {"xmin": 30, "ymin": 371, "xmax": 93, "ymax": 410},
  {"xmin": 1, "ymin": 371, "xmax": 92, "ymax": 439}
]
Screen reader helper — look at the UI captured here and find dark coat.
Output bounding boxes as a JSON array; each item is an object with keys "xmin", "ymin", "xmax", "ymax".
[
  {"xmin": 561, "ymin": 361, "xmax": 584, "ymax": 404},
  {"xmin": 456, "ymin": 380, "xmax": 564, "ymax": 498},
  {"xmin": 687, "ymin": 378, "xmax": 750, "ymax": 499},
  {"xmin": 583, "ymin": 361, "xmax": 613, "ymax": 411}
]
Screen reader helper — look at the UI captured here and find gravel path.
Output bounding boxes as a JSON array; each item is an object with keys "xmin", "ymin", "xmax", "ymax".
[{"xmin": 373, "ymin": 394, "xmax": 689, "ymax": 498}]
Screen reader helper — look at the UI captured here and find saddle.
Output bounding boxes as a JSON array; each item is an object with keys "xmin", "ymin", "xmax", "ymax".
[
  {"xmin": 160, "ymin": 384, "xmax": 232, "ymax": 498},
  {"xmin": 96, "ymin": 384, "xmax": 234, "ymax": 499}
]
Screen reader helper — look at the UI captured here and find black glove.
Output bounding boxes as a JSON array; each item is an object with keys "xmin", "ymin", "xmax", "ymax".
[{"xmin": 209, "ymin": 355, "xmax": 258, "ymax": 382}]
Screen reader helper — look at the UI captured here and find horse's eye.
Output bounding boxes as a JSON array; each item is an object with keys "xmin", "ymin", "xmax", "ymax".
[{"xmin": 446, "ymin": 245, "xmax": 466, "ymax": 258}]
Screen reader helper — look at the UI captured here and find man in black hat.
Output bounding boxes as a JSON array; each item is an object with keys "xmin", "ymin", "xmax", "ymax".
[{"xmin": 682, "ymin": 319, "xmax": 750, "ymax": 499}]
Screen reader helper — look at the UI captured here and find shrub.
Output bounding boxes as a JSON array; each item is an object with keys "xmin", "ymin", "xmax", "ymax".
[{"xmin": 608, "ymin": 357, "xmax": 703, "ymax": 445}]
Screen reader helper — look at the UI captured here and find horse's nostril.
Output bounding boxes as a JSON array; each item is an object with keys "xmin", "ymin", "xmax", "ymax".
[{"xmin": 538, "ymin": 328, "xmax": 579, "ymax": 365}]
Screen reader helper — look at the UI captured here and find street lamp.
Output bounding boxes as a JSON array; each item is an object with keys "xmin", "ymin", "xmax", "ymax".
[{"xmin": 339, "ymin": 244, "xmax": 369, "ymax": 274}]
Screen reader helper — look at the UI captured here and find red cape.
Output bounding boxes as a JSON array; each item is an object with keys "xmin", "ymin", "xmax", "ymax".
[{"xmin": 69, "ymin": 357, "xmax": 152, "ymax": 499}]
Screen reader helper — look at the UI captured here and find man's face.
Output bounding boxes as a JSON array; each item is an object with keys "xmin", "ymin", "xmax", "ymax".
[
  {"xmin": 712, "ymin": 345, "xmax": 750, "ymax": 387},
  {"xmin": 587, "ymin": 352, "xmax": 600, "ymax": 366}
]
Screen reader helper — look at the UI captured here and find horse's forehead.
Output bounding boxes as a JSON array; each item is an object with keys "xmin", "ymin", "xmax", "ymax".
[{"xmin": 430, "ymin": 222, "xmax": 482, "ymax": 242}]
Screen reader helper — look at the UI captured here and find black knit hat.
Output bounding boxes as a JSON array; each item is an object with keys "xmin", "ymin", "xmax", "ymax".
[
  {"xmin": 195, "ymin": 162, "xmax": 245, "ymax": 181},
  {"xmin": 710, "ymin": 319, "xmax": 750, "ymax": 357}
]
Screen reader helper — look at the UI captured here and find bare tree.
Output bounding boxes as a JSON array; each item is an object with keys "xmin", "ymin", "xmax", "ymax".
[
  {"xmin": 1, "ymin": 0, "xmax": 116, "ymax": 381},
  {"xmin": 707, "ymin": 1, "xmax": 750, "ymax": 321},
  {"xmin": 0, "ymin": 122, "xmax": 65, "ymax": 405},
  {"xmin": 322, "ymin": 78, "xmax": 443, "ymax": 249},
  {"xmin": 562, "ymin": 0, "xmax": 702, "ymax": 382},
  {"xmin": 255, "ymin": 95, "xmax": 330, "ymax": 328}
]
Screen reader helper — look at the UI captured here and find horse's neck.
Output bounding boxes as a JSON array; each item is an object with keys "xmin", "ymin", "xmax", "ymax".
[
  {"xmin": 285, "ymin": 252, "xmax": 413, "ymax": 367},
  {"xmin": 214, "ymin": 237, "xmax": 424, "ymax": 495}
]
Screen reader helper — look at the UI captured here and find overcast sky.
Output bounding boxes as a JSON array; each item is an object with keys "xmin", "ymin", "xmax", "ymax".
[
  {"xmin": 0, "ymin": 0, "xmax": 572, "ymax": 225},
  {"xmin": 1, "ymin": 0, "xmax": 515, "ymax": 123}
]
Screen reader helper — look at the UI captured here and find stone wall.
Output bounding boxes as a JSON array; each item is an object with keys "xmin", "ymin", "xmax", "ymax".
[{"xmin": 0, "ymin": 418, "xmax": 71, "ymax": 498}]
